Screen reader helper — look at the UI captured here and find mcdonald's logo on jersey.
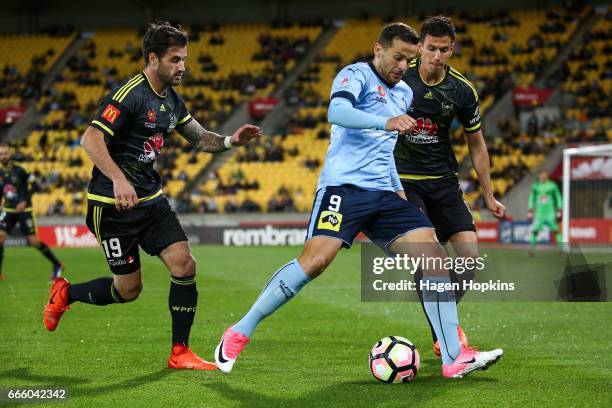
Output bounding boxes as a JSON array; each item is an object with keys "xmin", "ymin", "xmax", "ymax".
[{"xmin": 101, "ymin": 104, "xmax": 121, "ymax": 124}]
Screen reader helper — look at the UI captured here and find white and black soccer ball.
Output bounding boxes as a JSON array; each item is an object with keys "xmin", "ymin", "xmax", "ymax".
[{"xmin": 369, "ymin": 336, "xmax": 420, "ymax": 383}]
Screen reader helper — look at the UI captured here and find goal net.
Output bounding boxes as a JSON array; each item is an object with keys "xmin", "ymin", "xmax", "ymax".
[{"xmin": 562, "ymin": 144, "xmax": 612, "ymax": 248}]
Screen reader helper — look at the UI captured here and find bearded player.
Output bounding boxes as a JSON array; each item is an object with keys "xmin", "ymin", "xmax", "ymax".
[{"xmin": 43, "ymin": 22, "xmax": 261, "ymax": 370}]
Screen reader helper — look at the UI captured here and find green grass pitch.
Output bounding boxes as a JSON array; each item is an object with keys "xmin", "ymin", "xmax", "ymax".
[{"xmin": 0, "ymin": 245, "xmax": 610, "ymax": 407}]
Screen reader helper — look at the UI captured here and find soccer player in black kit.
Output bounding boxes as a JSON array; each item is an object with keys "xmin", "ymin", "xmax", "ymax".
[
  {"xmin": 0, "ymin": 143, "xmax": 63, "ymax": 280},
  {"xmin": 43, "ymin": 22, "xmax": 261, "ymax": 370},
  {"xmin": 394, "ymin": 16, "xmax": 506, "ymax": 357}
]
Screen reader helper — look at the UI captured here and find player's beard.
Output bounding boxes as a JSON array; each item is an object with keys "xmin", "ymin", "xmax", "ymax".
[{"xmin": 158, "ymin": 65, "xmax": 181, "ymax": 87}]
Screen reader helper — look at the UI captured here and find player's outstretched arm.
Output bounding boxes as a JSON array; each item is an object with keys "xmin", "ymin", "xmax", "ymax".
[
  {"xmin": 81, "ymin": 126, "xmax": 138, "ymax": 210},
  {"xmin": 178, "ymin": 119, "xmax": 262, "ymax": 152},
  {"xmin": 466, "ymin": 129, "xmax": 506, "ymax": 219},
  {"xmin": 327, "ymin": 98, "xmax": 416, "ymax": 134}
]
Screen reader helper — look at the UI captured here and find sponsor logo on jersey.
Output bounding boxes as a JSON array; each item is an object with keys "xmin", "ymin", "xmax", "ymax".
[
  {"xmin": 160, "ymin": 104, "xmax": 166, "ymax": 112},
  {"xmin": 401, "ymin": 96, "xmax": 408, "ymax": 112},
  {"xmin": 410, "ymin": 117, "xmax": 438, "ymax": 136},
  {"xmin": 341, "ymin": 77, "xmax": 350, "ymax": 87},
  {"xmin": 108, "ymin": 258, "xmax": 127, "ymax": 266},
  {"xmin": 424, "ymin": 91, "xmax": 434, "ymax": 99},
  {"xmin": 377, "ymin": 84, "xmax": 386, "ymax": 97},
  {"xmin": 127, "ymin": 256, "xmax": 135, "ymax": 264},
  {"xmin": 317, "ymin": 210, "xmax": 343, "ymax": 232},
  {"xmin": 469, "ymin": 106, "xmax": 481, "ymax": 124},
  {"xmin": 147, "ymin": 109, "xmax": 156, "ymax": 123},
  {"xmin": 101, "ymin": 104, "xmax": 121, "ymax": 124},
  {"xmin": 3, "ymin": 184, "xmax": 17, "ymax": 200},
  {"xmin": 138, "ymin": 133, "xmax": 164, "ymax": 162},
  {"xmin": 404, "ymin": 117, "xmax": 439, "ymax": 144},
  {"xmin": 168, "ymin": 113, "xmax": 177, "ymax": 132}
]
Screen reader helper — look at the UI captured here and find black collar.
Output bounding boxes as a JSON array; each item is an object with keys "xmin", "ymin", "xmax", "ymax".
[{"xmin": 368, "ymin": 61, "xmax": 395, "ymax": 89}]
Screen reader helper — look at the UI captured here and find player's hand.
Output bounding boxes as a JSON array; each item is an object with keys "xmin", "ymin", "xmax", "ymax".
[
  {"xmin": 527, "ymin": 209, "xmax": 533, "ymax": 221},
  {"xmin": 386, "ymin": 114, "xmax": 416, "ymax": 134},
  {"xmin": 230, "ymin": 124, "xmax": 262, "ymax": 146},
  {"xmin": 15, "ymin": 201, "xmax": 26, "ymax": 213},
  {"xmin": 396, "ymin": 190, "xmax": 407, "ymax": 200},
  {"xmin": 556, "ymin": 210, "xmax": 562, "ymax": 222},
  {"xmin": 486, "ymin": 197, "xmax": 506, "ymax": 220},
  {"xmin": 113, "ymin": 177, "xmax": 138, "ymax": 211}
]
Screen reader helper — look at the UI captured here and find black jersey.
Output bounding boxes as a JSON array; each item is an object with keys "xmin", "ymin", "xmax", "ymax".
[
  {"xmin": 0, "ymin": 161, "xmax": 34, "ymax": 211},
  {"xmin": 394, "ymin": 59, "xmax": 481, "ymax": 178},
  {"xmin": 89, "ymin": 71, "xmax": 193, "ymax": 207}
]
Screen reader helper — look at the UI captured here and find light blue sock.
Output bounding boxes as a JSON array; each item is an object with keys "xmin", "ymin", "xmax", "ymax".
[
  {"xmin": 233, "ymin": 259, "xmax": 311, "ymax": 337},
  {"xmin": 422, "ymin": 276, "xmax": 462, "ymax": 365}
]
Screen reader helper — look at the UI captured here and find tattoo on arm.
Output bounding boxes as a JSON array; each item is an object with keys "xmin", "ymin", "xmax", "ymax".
[{"xmin": 178, "ymin": 119, "xmax": 227, "ymax": 153}]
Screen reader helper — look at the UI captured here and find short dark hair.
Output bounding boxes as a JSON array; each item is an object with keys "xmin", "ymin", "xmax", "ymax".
[
  {"xmin": 378, "ymin": 23, "xmax": 419, "ymax": 49},
  {"xmin": 142, "ymin": 21, "xmax": 188, "ymax": 65},
  {"xmin": 420, "ymin": 15, "xmax": 456, "ymax": 43}
]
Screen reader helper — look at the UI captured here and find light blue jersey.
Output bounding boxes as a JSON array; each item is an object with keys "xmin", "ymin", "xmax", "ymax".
[{"xmin": 318, "ymin": 61, "xmax": 413, "ymax": 192}]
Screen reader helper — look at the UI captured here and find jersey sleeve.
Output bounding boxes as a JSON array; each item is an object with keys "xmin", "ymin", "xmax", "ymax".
[
  {"xmin": 17, "ymin": 165, "xmax": 32, "ymax": 202},
  {"xmin": 90, "ymin": 79, "xmax": 141, "ymax": 137},
  {"xmin": 528, "ymin": 184, "xmax": 537, "ymax": 210},
  {"xmin": 457, "ymin": 80, "xmax": 481, "ymax": 134},
  {"xmin": 174, "ymin": 93, "xmax": 193, "ymax": 129},
  {"xmin": 552, "ymin": 183, "xmax": 563, "ymax": 210},
  {"xmin": 329, "ymin": 65, "xmax": 368, "ymax": 107}
]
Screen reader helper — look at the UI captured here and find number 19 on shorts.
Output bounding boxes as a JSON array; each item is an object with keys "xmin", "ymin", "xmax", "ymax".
[{"xmin": 102, "ymin": 238, "xmax": 122, "ymax": 258}]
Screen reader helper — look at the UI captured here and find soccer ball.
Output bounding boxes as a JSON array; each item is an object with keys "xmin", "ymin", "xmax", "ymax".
[{"xmin": 369, "ymin": 336, "xmax": 420, "ymax": 383}]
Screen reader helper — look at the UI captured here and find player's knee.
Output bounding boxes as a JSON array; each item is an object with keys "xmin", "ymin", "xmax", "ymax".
[
  {"xmin": 300, "ymin": 253, "xmax": 332, "ymax": 277},
  {"xmin": 119, "ymin": 282, "xmax": 143, "ymax": 302},
  {"xmin": 173, "ymin": 253, "xmax": 196, "ymax": 278}
]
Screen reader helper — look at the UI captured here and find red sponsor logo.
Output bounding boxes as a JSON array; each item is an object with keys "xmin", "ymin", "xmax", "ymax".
[
  {"xmin": 377, "ymin": 85, "xmax": 386, "ymax": 97},
  {"xmin": 35, "ymin": 226, "xmax": 98, "ymax": 248},
  {"xmin": 147, "ymin": 109, "xmax": 156, "ymax": 123},
  {"xmin": 143, "ymin": 133, "xmax": 164, "ymax": 160},
  {"xmin": 127, "ymin": 256, "xmax": 135, "ymax": 264},
  {"xmin": 409, "ymin": 117, "xmax": 438, "ymax": 136},
  {"xmin": 341, "ymin": 77, "xmax": 350, "ymax": 87},
  {"xmin": 3, "ymin": 184, "xmax": 17, "ymax": 199},
  {"xmin": 476, "ymin": 222, "xmax": 499, "ymax": 243},
  {"xmin": 101, "ymin": 104, "xmax": 121, "ymax": 124},
  {"xmin": 569, "ymin": 219, "xmax": 612, "ymax": 244}
]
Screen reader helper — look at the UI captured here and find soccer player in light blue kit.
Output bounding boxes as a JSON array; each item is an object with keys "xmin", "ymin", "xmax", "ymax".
[{"xmin": 215, "ymin": 23, "xmax": 502, "ymax": 378}]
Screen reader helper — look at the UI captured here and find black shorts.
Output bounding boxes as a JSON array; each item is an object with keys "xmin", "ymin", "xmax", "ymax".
[
  {"xmin": 306, "ymin": 185, "xmax": 433, "ymax": 250},
  {"xmin": 401, "ymin": 175, "xmax": 475, "ymax": 243},
  {"xmin": 0, "ymin": 211, "xmax": 37, "ymax": 236},
  {"xmin": 86, "ymin": 198, "xmax": 187, "ymax": 275}
]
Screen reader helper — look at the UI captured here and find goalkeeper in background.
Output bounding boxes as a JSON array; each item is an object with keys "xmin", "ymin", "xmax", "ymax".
[{"xmin": 528, "ymin": 170, "xmax": 562, "ymax": 256}]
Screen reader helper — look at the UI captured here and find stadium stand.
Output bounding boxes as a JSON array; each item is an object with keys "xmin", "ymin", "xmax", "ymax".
[
  {"xmin": 2, "ymin": 6, "xmax": 598, "ymax": 214},
  {"xmin": 561, "ymin": 7, "xmax": 612, "ymax": 140},
  {"xmin": 205, "ymin": 7, "xmax": 587, "ymax": 212},
  {"xmin": 0, "ymin": 31, "xmax": 75, "ymax": 108},
  {"xmin": 14, "ymin": 22, "xmax": 323, "ymax": 215}
]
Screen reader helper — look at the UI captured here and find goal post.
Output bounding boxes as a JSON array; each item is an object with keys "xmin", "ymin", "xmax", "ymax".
[{"xmin": 562, "ymin": 144, "xmax": 612, "ymax": 248}]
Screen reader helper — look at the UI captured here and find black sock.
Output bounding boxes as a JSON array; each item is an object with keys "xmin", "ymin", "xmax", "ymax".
[
  {"xmin": 36, "ymin": 243, "xmax": 61, "ymax": 267},
  {"xmin": 68, "ymin": 277, "xmax": 125, "ymax": 305},
  {"xmin": 0, "ymin": 245, "xmax": 3, "ymax": 275},
  {"xmin": 450, "ymin": 268, "xmax": 475, "ymax": 304},
  {"xmin": 169, "ymin": 275, "xmax": 198, "ymax": 346}
]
